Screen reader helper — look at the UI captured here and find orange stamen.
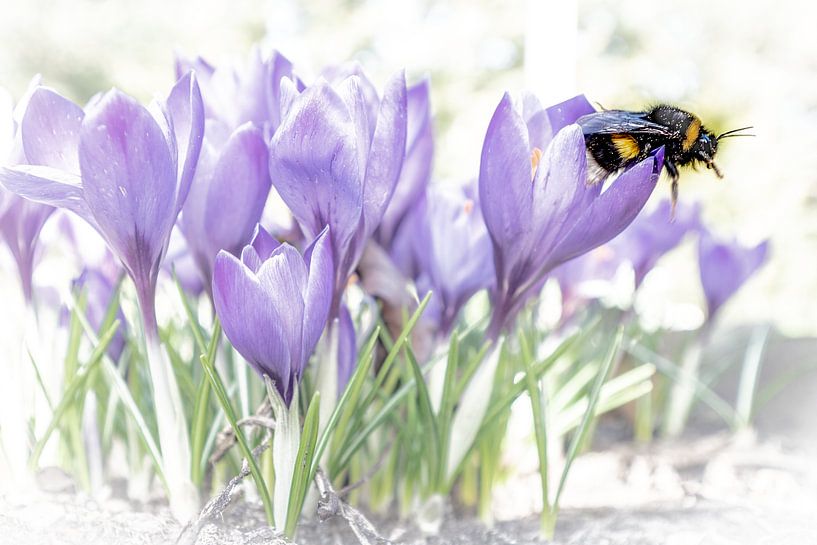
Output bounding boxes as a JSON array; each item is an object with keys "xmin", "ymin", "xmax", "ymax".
[{"xmin": 530, "ymin": 147, "xmax": 543, "ymax": 180}]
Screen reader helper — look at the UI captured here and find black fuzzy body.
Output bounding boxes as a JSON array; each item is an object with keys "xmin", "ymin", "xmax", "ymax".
[{"xmin": 577, "ymin": 104, "xmax": 719, "ymax": 184}]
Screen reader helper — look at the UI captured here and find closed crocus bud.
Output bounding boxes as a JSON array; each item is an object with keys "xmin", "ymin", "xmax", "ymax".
[
  {"xmin": 402, "ymin": 182, "xmax": 494, "ymax": 335},
  {"xmin": 213, "ymin": 225, "xmax": 333, "ymax": 405},
  {"xmin": 698, "ymin": 231, "xmax": 769, "ymax": 320},
  {"xmin": 479, "ymin": 93, "xmax": 663, "ymax": 337},
  {"xmin": 176, "ymin": 46, "xmax": 301, "ymax": 135},
  {"xmin": 269, "ymin": 71, "xmax": 408, "ymax": 316}
]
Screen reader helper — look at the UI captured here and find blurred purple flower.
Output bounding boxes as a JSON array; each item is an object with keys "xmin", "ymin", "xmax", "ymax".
[
  {"xmin": 72, "ymin": 263, "xmax": 127, "ymax": 362},
  {"xmin": 0, "ymin": 73, "xmax": 204, "ymax": 338},
  {"xmin": 395, "ymin": 182, "xmax": 494, "ymax": 334},
  {"xmin": 376, "ymin": 79, "xmax": 434, "ymax": 248},
  {"xmin": 176, "ymin": 47, "xmax": 301, "ymax": 135},
  {"xmin": 178, "ymin": 121, "xmax": 270, "ymax": 287},
  {"xmin": 269, "ymin": 70, "xmax": 408, "ymax": 316},
  {"xmin": 212, "ymin": 225, "xmax": 333, "ymax": 404},
  {"xmin": 698, "ymin": 231, "xmax": 769, "ymax": 319},
  {"xmin": 610, "ymin": 199, "xmax": 700, "ymax": 287},
  {"xmin": 479, "ymin": 93, "xmax": 663, "ymax": 337}
]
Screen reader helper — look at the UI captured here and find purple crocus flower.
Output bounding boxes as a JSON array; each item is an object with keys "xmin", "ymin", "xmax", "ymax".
[
  {"xmin": 178, "ymin": 121, "xmax": 271, "ymax": 287},
  {"xmin": 212, "ymin": 225, "xmax": 334, "ymax": 404},
  {"xmin": 479, "ymin": 93, "xmax": 663, "ymax": 337},
  {"xmin": 376, "ymin": 79, "xmax": 434, "ymax": 248},
  {"xmin": 698, "ymin": 231, "xmax": 769, "ymax": 319},
  {"xmin": 0, "ymin": 73, "xmax": 203, "ymax": 334},
  {"xmin": 269, "ymin": 70, "xmax": 408, "ymax": 316},
  {"xmin": 176, "ymin": 47, "xmax": 301, "ymax": 135},
  {"xmin": 0, "ymin": 74, "xmax": 204, "ymax": 520},
  {"xmin": 394, "ymin": 182, "xmax": 494, "ymax": 334}
]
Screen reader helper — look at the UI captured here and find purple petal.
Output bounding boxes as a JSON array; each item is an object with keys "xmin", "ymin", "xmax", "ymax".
[
  {"xmin": 301, "ymin": 226, "xmax": 333, "ymax": 369},
  {"xmin": 166, "ymin": 72, "xmax": 205, "ymax": 212},
  {"xmin": 528, "ymin": 125, "xmax": 594, "ymax": 256},
  {"xmin": 521, "ymin": 92, "xmax": 551, "ymax": 149},
  {"xmin": 0, "ymin": 165, "xmax": 95, "ymax": 227},
  {"xmin": 550, "ymin": 149, "xmax": 663, "ymax": 268},
  {"xmin": 266, "ymin": 51, "xmax": 297, "ymax": 130},
  {"xmin": 545, "ymin": 94, "xmax": 596, "ymax": 133},
  {"xmin": 21, "ymin": 87, "xmax": 84, "ymax": 172},
  {"xmin": 256, "ymin": 244, "xmax": 308, "ymax": 371},
  {"xmin": 79, "ymin": 89, "xmax": 177, "ymax": 285},
  {"xmin": 269, "ymin": 81, "xmax": 363, "ymax": 249},
  {"xmin": 202, "ymin": 124, "xmax": 270, "ymax": 261},
  {"xmin": 337, "ymin": 305, "xmax": 357, "ymax": 391},
  {"xmin": 250, "ymin": 223, "xmax": 281, "ymax": 261},
  {"xmin": 213, "ymin": 251, "xmax": 291, "ymax": 388},
  {"xmin": 378, "ymin": 79, "xmax": 433, "ymax": 245},
  {"xmin": 698, "ymin": 233, "xmax": 769, "ymax": 317},
  {"xmin": 360, "ymin": 70, "xmax": 407, "ymax": 239},
  {"xmin": 478, "ymin": 93, "xmax": 533, "ymax": 249}
]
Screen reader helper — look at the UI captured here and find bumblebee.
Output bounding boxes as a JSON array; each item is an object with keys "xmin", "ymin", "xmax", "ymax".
[{"xmin": 576, "ymin": 104, "xmax": 752, "ymax": 215}]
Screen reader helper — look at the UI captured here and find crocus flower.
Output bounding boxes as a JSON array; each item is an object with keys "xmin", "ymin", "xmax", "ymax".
[
  {"xmin": 269, "ymin": 70, "xmax": 408, "ymax": 316},
  {"xmin": 395, "ymin": 182, "xmax": 494, "ymax": 334},
  {"xmin": 0, "ymin": 73, "xmax": 203, "ymax": 332},
  {"xmin": 176, "ymin": 46, "xmax": 301, "ymax": 135},
  {"xmin": 376, "ymin": 79, "xmax": 434, "ymax": 248},
  {"xmin": 0, "ymin": 73, "xmax": 204, "ymax": 521},
  {"xmin": 212, "ymin": 225, "xmax": 333, "ymax": 404},
  {"xmin": 479, "ymin": 93, "xmax": 663, "ymax": 337},
  {"xmin": 178, "ymin": 121, "xmax": 270, "ymax": 287},
  {"xmin": 698, "ymin": 231, "xmax": 769, "ymax": 319}
]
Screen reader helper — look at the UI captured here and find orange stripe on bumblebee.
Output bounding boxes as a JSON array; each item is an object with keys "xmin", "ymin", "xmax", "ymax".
[
  {"xmin": 683, "ymin": 117, "xmax": 701, "ymax": 151},
  {"xmin": 610, "ymin": 134, "xmax": 640, "ymax": 160}
]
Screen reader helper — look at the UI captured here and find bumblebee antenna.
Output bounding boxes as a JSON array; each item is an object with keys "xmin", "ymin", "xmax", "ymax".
[{"xmin": 717, "ymin": 126, "xmax": 755, "ymax": 139}]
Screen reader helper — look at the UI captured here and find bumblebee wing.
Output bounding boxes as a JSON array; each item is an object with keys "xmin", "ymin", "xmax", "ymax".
[{"xmin": 577, "ymin": 110, "xmax": 674, "ymax": 137}]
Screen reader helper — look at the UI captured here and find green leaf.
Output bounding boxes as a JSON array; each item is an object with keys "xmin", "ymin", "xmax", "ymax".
[
  {"xmin": 553, "ymin": 328, "xmax": 622, "ymax": 511},
  {"xmin": 285, "ymin": 391, "xmax": 320, "ymax": 537},
  {"xmin": 404, "ymin": 343, "xmax": 441, "ymax": 490},
  {"xmin": 29, "ymin": 320, "xmax": 119, "ymax": 471},
  {"xmin": 200, "ymin": 321, "xmax": 274, "ymax": 526},
  {"xmin": 190, "ymin": 321, "xmax": 221, "ymax": 485}
]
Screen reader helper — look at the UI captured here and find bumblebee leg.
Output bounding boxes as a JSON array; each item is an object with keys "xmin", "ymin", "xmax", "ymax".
[{"xmin": 665, "ymin": 161, "xmax": 679, "ymax": 221}]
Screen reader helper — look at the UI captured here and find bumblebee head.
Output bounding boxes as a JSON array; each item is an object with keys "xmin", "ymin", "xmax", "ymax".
[{"xmin": 693, "ymin": 130, "xmax": 723, "ymax": 178}]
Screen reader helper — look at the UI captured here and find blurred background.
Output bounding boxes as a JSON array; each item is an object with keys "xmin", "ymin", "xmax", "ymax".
[{"xmin": 1, "ymin": 0, "xmax": 814, "ymax": 439}]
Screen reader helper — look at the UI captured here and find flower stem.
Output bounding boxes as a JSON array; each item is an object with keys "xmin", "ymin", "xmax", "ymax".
[{"xmin": 136, "ymin": 283, "xmax": 198, "ymax": 521}]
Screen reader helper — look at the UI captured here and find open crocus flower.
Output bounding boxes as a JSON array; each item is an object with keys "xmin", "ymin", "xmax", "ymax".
[
  {"xmin": 269, "ymin": 70, "xmax": 407, "ymax": 316},
  {"xmin": 212, "ymin": 225, "xmax": 333, "ymax": 404},
  {"xmin": 176, "ymin": 47, "xmax": 301, "ymax": 135},
  {"xmin": 179, "ymin": 121, "xmax": 270, "ymax": 287},
  {"xmin": 0, "ymin": 73, "xmax": 204, "ymax": 521},
  {"xmin": 698, "ymin": 231, "xmax": 769, "ymax": 319},
  {"xmin": 479, "ymin": 93, "xmax": 663, "ymax": 337}
]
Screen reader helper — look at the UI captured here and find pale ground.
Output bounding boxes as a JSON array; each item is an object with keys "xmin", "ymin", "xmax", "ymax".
[{"xmin": 1, "ymin": 431, "xmax": 814, "ymax": 545}]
